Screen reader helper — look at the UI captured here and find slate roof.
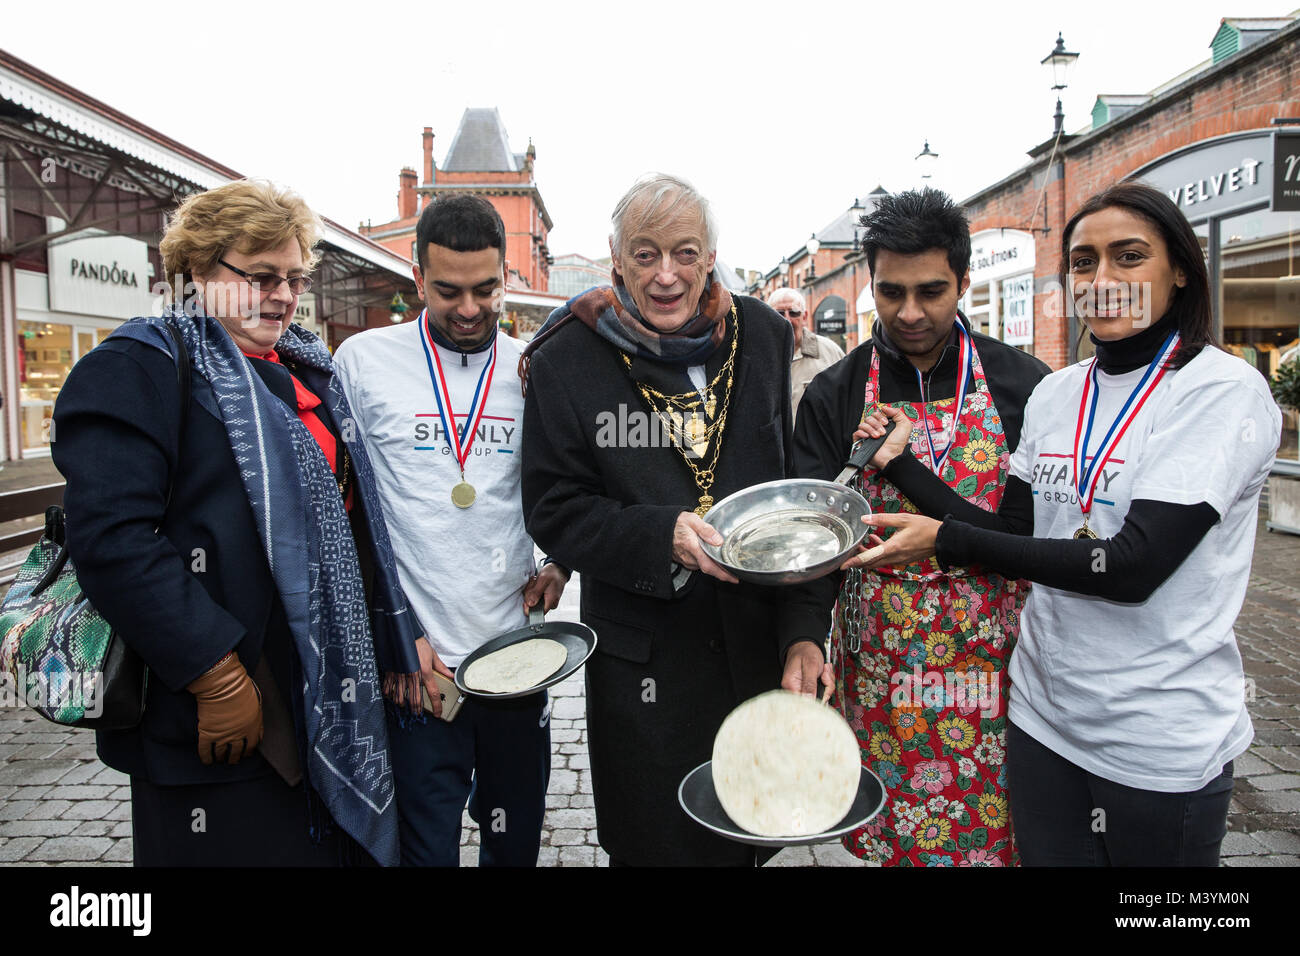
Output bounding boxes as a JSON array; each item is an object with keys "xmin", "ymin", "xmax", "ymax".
[
  {"xmin": 442, "ymin": 108, "xmax": 521, "ymax": 172},
  {"xmin": 813, "ymin": 186, "xmax": 889, "ymax": 245}
]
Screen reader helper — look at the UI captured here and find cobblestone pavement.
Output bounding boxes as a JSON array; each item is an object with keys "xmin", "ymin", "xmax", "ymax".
[{"xmin": 1, "ymin": 510, "xmax": 1296, "ymax": 867}]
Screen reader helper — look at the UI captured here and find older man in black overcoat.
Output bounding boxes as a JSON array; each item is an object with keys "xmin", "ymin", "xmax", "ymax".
[{"xmin": 520, "ymin": 174, "xmax": 826, "ymax": 866}]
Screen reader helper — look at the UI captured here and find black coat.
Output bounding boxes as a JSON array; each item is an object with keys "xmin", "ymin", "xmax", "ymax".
[
  {"xmin": 51, "ymin": 337, "xmax": 370, "ymax": 787},
  {"xmin": 521, "ymin": 296, "xmax": 797, "ymax": 865}
]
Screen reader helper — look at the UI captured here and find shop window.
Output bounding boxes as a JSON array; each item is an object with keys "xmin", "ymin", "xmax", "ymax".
[
  {"xmin": 966, "ymin": 284, "xmax": 991, "ymax": 335},
  {"xmin": 17, "ymin": 321, "xmax": 108, "ymax": 455},
  {"xmin": 1218, "ymin": 208, "xmax": 1299, "ymax": 462}
]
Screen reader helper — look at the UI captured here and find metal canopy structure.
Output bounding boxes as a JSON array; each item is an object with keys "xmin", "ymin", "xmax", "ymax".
[{"xmin": 0, "ymin": 49, "xmax": 416, "ymax": 458}]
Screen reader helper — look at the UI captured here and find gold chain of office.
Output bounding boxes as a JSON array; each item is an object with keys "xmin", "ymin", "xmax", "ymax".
[{"xmin": 620, "ymin": 306, "xmax": 738, "ymax": 516}]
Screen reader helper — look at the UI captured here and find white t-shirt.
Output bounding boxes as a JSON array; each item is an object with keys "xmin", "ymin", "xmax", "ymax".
[
  {"xmin": 334, "ymin": 323, "xmax": 534, "ymax": 668},
  {"xmin": 1007, "ymin": 345, "xmax": 1281, "ymax": 792}
]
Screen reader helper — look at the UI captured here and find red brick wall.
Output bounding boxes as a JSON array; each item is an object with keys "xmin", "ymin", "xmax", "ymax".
[
  {"xmin": 398, "ymin": 168, "xmax": 418, "ymax": 221},
  {"xmin": 363, "ymin": 219, "xmax": 418, "ymax": 263},
  {"xmin": 436, "ymin": 169, "xmax": 530, "ymax": 185},
  {"xmin": 761, "ymin": 253, "xmax": 872, "ymax": 351},
  {"xmin": 494, "ymin": 192, "xmax": 547, "ymax": 290}
]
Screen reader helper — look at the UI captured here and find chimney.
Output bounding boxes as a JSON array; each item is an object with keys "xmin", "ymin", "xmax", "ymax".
[
  {"xmin": 422, "ymin": 127, "xmax": 435, "ymax": 210},
  {"xmin": 398, "ymin": 167, "xmax": 418, "ymax": 220}
]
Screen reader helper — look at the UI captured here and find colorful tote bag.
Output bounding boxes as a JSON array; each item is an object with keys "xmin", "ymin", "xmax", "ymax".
[{"xmin": 0, "ymin": 322, "xmax": 189, "ymax": 728}]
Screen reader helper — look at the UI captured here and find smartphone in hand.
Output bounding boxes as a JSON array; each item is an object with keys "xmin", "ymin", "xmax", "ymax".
[{"xmin": 422, "ymin": 671, "xmax": 466, "ymax": 723}]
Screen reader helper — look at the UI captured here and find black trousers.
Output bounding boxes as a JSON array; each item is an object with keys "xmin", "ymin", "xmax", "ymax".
[
  {"xmin": 130, "ymin": 771, "xmax": 373, "ymax": 867},
  {"xmin": 1006, "ymin": 721, "xmax": 1235, "ymax": 866},
  {"xmin": 385, "ymin": 691, "xmax": 551, "ymax": 867}
]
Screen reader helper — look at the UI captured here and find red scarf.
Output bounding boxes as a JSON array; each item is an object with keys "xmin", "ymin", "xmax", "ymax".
[{"xmin": 247, "ymin": 349, "xmax": 352, "ymax": 510}]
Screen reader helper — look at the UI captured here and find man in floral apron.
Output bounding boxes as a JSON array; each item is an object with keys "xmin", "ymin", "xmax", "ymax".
[{"xmin": 780, "ymin": 189, "xmax": 1049, "ymax": 866}]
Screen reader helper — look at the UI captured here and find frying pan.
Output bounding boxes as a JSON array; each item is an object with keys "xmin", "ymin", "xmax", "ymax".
[
  {"xmin": 678, "ymin": 761, "xmax": 887, "ymax": 848},
  {"xmin": 454, "ymin": 608, "xmax": 597, "ymax": 700},
  {"xmin": 700, "ymin": 420, "xmax": 896, "ymax": 585}
]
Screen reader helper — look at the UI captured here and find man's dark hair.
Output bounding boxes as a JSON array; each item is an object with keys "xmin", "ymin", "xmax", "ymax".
[
  {"xmin": 415, "ymin": 194, "xmax": 506, "ymax": 271},
  {"xmin": 860, "ymin": 187, "xmax": 971, "ymax": 282}
]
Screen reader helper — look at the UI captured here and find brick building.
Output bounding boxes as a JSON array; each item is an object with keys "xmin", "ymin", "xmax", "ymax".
[
  {"xmin": 751, "ymin": 188, "xmax": 888, "ymax": 353},
  {"xmin": 754, "ymin": 15, "xmax": 1300, "ymax": 473},
  {"xmin": 362, "ymin": 109, "xmax": 555, "ymax": 292},
  {"xmin": 361, "ymin": 109, "xmax": 563, "ymax": 335},
  {"xmin": 959, "ymin": 14, "xmax": 1300, "ymax": 472}
]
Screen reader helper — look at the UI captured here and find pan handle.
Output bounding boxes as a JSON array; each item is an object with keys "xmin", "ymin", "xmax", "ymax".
[
  {"xmin": 843, "ymin": 419, "xmax": 897, "ymax": 476},
  {"xmin": 528, "ymin": 607, "xmax": 545, "ymax": 630}
]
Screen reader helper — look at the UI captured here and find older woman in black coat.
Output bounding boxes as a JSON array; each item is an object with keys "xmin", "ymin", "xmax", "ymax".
[
  {"xmin": 51, "ymin": 180, "xmax": 423, "ymax": 866},
  {"xmin": 520, "ymin": 173, "xmax": 819, "ymax": 866}
]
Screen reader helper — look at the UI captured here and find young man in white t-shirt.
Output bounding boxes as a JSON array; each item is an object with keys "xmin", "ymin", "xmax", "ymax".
[{"xmin": 333, "ymin": 195, "xmax": 568, "ymax": 866}]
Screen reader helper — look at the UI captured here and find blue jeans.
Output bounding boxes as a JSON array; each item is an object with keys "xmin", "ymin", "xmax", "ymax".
[
  {"xmin": 386, "ymin": 691, "xmax": 551, "ymax": 867},
  {"xmin": 1006, "ymin": 720, "xmax": 1234, "ymax": 866}
]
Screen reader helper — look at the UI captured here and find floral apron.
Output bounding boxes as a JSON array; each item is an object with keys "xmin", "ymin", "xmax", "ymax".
[{"xmin": 832, "ymin": 339, "xmax": 1025, "ymax": 867}]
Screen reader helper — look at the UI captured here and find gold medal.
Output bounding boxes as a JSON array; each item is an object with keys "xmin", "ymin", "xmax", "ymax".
[
  {"xmin": 452, "ymin": 481, "xmax": 476, "ymax": 509},
  {"xmin": 686, "ymin": 413, "xmax": 705, "ymax": 444},
  {"xmin": 420, "ymin": 310, "xmax": 498, "ymax": 515},
  {"xmin": 687, "ymin": 413, "xmax": 708, "ymax": 457},
  {"xmin": 1072, "ymin": 517, "xmax": 1097, "ymax": 540}
]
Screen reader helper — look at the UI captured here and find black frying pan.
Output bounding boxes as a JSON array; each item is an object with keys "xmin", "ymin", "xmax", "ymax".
[
  {"xmin": 454, "ymin": 608, "xmax": 597, "ymax": 700},
  {"xmin": 677, "ymin": 761, "xmax": 887, "ymax": 848}
]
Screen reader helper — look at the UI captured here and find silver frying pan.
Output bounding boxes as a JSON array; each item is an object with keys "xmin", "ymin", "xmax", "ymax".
[{"xmin": 700, "ymin": 420, "xmax": 896, "ymax": 585}]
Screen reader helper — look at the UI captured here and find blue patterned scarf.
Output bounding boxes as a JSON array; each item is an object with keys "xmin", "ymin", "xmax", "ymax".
[{"xmin": 111, "ymin": 306, "xmax": 423, "ymax": 867}]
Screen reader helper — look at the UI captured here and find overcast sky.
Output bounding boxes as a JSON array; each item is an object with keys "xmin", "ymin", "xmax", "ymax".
[{"xmin": 5, "ymin": 0, "xmax": 1292, "ymax": 275}]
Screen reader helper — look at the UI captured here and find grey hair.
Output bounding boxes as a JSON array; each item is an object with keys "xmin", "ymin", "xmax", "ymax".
[
  {"xmin": 766, "ymin": 287, "xmax": 807, "ymax": 309},
  {"xmin": 610, "ymin": 173, "xmax": 718, "ymax": 254}
]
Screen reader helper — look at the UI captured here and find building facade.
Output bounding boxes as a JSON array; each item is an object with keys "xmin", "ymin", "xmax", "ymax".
[
  {"xmin": 549, "ymin": 253, "xmax": 611, "ymax": 299},
  {"xmin": 751, "ymin": 15, "xmax": 1300, "ymax": 473},
  {"xmin": 0, "ymin": 50, "xmax": 416, "ymax": 461},
  {"xmin": 751, "ymin": 188, "xmax": 887, "ymax": 354},
  {"xmin": 361, "ymin": 109, "xmax": 563, "ymax": 335},
  {"xmin": 960, "ymin": 14, "xmax": 1300, "ymax": 470},
  {"xmin": 362, "ymin": 110, "xmax": 555, "ymax": 291}
]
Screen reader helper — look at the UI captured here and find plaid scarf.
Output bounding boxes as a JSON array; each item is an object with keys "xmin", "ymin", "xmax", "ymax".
[
  {"xmin": 110, "ymin": 306, "xmax": 423, "ymax": 867},
  {"xmin": 518, "ymin": 271, "xmax": 732, "ymax": 394}
]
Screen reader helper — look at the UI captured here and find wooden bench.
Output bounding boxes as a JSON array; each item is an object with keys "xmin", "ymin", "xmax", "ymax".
[{"xmin": 0, "ymin": 482, "xmax": 65, "ymax": 584}]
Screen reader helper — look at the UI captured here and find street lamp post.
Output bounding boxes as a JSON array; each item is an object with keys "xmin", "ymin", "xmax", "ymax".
[
  {"xmin": 1041, "ymin": 31, "xmax": 1079, "ymax": 136},
  {"xmin": 848, "ymin": 196, "xmax": 869, "ymax": 349},
  {"xmin": 806, "ymin": 233, "xmax": 820, "ymax": 281},
  {"xmin": 916, "ymin": 140, "xmax": 939, "ymax": 184}
]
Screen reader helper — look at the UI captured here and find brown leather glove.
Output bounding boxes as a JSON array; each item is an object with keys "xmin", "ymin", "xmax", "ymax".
[{"xmin": 187, "ymin": 653, "xmax": 264, "ymax": 765}]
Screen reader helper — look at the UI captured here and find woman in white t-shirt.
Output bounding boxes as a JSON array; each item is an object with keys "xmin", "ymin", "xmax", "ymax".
[{"xmin": 848, "ymin": 181, "xmax": 1282, "ymax": 866}]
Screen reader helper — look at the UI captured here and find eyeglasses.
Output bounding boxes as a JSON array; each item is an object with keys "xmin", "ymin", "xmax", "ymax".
[
  {"xmin": 218, "ymin": 259, "xmax": 313, "ymax": 295},
  {"xmin": 775, "ymin": 308, "xmax": 805, "ymax": 318}
]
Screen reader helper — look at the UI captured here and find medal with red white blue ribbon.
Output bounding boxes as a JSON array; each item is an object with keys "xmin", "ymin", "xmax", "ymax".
[
  {"xmin": 914, "ymin": 321, "xmax": 973, "ymax": 475},
  {"xmin": 418, "ymin": 309, "xmax": 497, "ymax": 508},
  {"xmin": 1071, "ymin": 330, "xmax": 1180, "ymax": 538}
]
